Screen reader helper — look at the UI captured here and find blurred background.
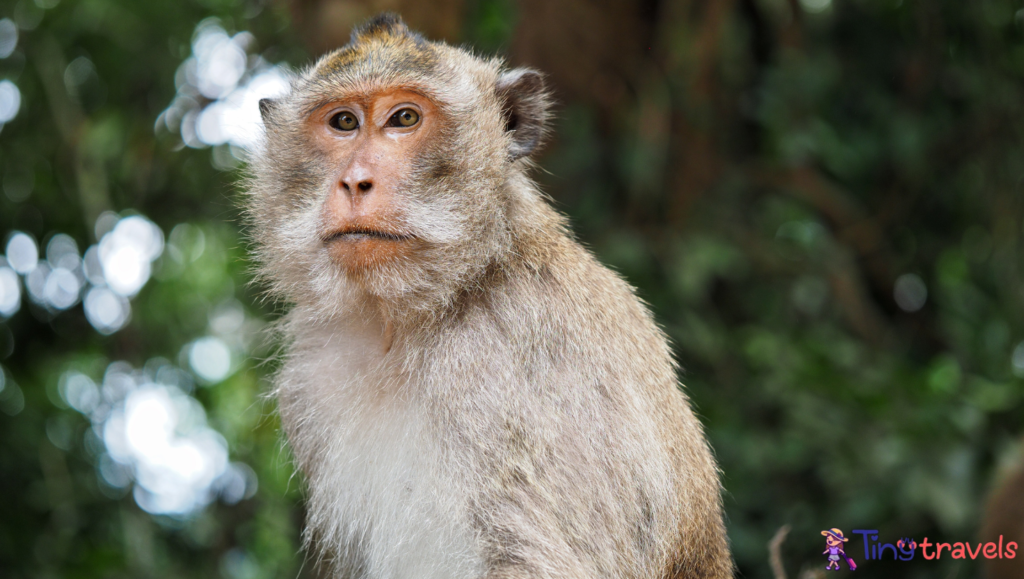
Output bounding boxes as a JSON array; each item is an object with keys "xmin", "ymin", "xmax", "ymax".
[{"xmin": 0, "ymin": 0, "xmax": 1022, "ymax": 578}]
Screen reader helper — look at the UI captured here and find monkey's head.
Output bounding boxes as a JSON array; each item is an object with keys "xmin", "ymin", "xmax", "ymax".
[{"xmin": 247, "ymin": 14, "xmax": 552, "ymax": 319}]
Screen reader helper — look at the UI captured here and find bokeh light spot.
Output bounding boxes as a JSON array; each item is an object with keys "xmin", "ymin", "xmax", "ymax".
[
  {"xmin": 6, "ymin": 231, "xmax": 38, "ymax": 274},
  {"xmin": 97, "ymin": 215, "xmax": 163, "ymax": 296},
  {"xmin": 43, "ymin": 267, "xmax": 81, "ymax": 310},
  {"xmin": 60, "ymin": 371, "xmax": 100, "ymax": 413},
  {"xmin": 62, "ymin": 362, "xmax": 248, "ymax": 515},
  {"xmin": 84, "ymin": 286, "xmax": 131, "ymax": 334},
  {"xmin": 0, "ymin": 80, "xmax": 21, "ymax": 123},
  {"xmin": 0, "ymin": 18, "xmax": 17, "ymax": 58},
  {"xmin": 894, "ymin": 273, "xmax": 928, "ymax": 312},
  {"xmin": 1012, "ymin": 342, "xmax": 1024, "ymax": 378},
  {"xmin": 189, "ymin": 337, "xmax": 232, "ymax": 383},
  {"xmin": 0, "ymin": 266, "xmax": 20, "ymax": 317}
]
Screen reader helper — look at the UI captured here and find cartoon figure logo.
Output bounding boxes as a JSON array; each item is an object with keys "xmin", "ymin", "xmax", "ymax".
[
  {"xmin": 896, "ymin": 538, "xmax": 917, "ymax": 554},
  {"xmin": 821, "ymin": 528, "xmax": 857, "ymax": 571}
]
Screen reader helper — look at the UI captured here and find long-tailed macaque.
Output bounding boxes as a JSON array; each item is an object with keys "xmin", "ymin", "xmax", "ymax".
[{"xmin": 246, "ymin": 14, "xmax": 733, "ymax": 579}]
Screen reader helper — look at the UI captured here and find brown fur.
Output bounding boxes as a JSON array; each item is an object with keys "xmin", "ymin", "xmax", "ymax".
[
  {"xmin": 980, "ymin": 446, "xmax": 1024, "ymax": 579},
  {"xmin": 245, "ymin": 14, "xmax": 733, "ymax": 579}
]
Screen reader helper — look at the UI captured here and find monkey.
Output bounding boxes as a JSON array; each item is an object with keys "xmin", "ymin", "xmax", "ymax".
[{"xmin": 245, "ymin": 14, "xmax": 733, "ymax": 579}]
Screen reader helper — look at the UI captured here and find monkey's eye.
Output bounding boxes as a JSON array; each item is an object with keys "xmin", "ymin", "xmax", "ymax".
[
  {"xmin": 329, "ymin": 112, "xmax": 359, "ymax": 131},
  {"xmin": 387, "ymin": 108, "xmax": 420, "ymax": 128}
]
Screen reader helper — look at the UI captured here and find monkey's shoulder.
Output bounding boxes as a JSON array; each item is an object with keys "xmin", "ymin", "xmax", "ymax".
[
  {"xmin": 489, "ymin": 239, "xmax": 672, "ymax": 360},
  {"xmin": 427, "ymin": 239, "xmax": 683, "ymax": 407}
]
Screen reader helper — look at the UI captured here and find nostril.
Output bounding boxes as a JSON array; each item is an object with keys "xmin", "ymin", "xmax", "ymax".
[
  {"xmin": 341, "ymin": 181, "xmax": 351, "ymax": 192},
  {"xmin": 357, "ymin": 181, "xmax": 372, "ymax": 193}
]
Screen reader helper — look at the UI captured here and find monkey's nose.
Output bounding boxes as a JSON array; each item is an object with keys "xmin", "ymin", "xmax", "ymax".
[
  {"xmin": 342, "ymin": 179, "xmax": 374, "ymax": 197},
  {"xmin": 342, "ymin": 179, "xmax": 374, "ymax": 195}
]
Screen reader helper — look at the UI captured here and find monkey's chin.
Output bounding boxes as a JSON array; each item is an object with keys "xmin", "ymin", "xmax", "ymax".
[{"xmin": 325, "ymin": 235, "xmax": 418, "ymax": 273}]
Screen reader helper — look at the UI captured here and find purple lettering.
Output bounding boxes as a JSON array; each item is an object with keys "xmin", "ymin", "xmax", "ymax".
[{"xmin": 853, "ymin": 529, "xmax": 876, "ymax": 561}]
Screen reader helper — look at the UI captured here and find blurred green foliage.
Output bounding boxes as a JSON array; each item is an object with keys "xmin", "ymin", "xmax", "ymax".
[
  {"xmin": 0, "ymin": 0, "xmax": 309, "ymax": 577},
  {"xmin": 0, "ymin": 1, "xmax": 1022, "ymax": 578}
]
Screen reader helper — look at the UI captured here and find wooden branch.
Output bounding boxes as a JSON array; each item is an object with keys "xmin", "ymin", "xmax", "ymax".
[{"xmin": 769, "ymin": 524, "xmax": 791, "ymax": 579}]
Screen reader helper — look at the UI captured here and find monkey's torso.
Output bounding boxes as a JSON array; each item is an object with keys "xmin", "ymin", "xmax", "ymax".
[{"xmin": 276, "ymin": 234, "xmax": 731, "ymax": 579}]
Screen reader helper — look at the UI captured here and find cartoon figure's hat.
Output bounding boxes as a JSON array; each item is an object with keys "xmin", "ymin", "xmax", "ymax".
[{"xmin": 821, "ymin": 528, "xmax": 849, "ymax": 542}]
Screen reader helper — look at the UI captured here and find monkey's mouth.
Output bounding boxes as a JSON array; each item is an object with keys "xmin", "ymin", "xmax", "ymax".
[
  {"xmin": 323, "ymin": 228, "xmax": 413, "ymax": 243},
  {"xmin": 322, "ymin": 226, "xmax": 418, "ymax": 269}
]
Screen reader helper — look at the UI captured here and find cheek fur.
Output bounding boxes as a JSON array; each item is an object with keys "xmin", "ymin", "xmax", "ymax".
[
  {"xmin": 398, "ymin": 128, "xmax": 507, "ymax": 246},
  {"xmin": 397, "ymin": 194, "xmax": 464, "ymax": 246},
  {"xmin": 255, "ymin": 188, "xmax": 336, "ymax": 297}
]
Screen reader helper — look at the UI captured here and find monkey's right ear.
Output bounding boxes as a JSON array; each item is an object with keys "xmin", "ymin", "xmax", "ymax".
[
  {"xmin": 259, "ymin": 98, "xmax": 277, "ymax": 123},
  {"xmin": 496, "ymin": 69, "xmax": 550, "ymax": 161}
]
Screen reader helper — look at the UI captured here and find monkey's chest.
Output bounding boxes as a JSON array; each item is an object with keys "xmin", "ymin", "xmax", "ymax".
[{"xmin": 293, "ymin": 378, "xmax": 481, "ymax": 579}]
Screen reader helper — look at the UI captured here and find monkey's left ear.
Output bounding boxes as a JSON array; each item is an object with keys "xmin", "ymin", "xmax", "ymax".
[{"xmin": 496, "ymin": 69, "xmax": 550, "ymax": 161}]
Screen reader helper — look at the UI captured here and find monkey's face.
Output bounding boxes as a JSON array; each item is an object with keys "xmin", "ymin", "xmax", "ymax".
[
  {"xmin": 307, "ymin": 89, "xmax": 437, "ymax": 274},
  {"xmin": 249, "ymin": 16, "xmax": 549, "ymax": 316},
  {"xmin": 277, "ymin": 78, "xmax": 508, "ymax": 312}
]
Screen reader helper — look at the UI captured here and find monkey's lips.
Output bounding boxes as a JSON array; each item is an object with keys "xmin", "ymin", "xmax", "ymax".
[
  {"xmin": 323, "ymin": 228, "xmax": 413, "ymax": 243},
  {"xmin": 322, "ymin": 227, "xmax": 417, "ymax": 269}
]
